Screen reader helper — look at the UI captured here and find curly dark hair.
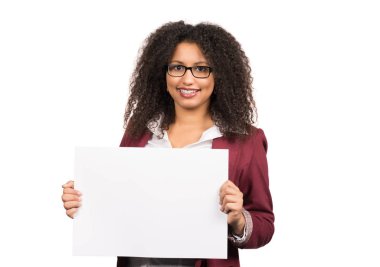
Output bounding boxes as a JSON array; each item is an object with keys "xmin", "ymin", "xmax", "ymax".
[{"xmin": 124, "ymin": 20, "xmax": 257, "ymax": 139}]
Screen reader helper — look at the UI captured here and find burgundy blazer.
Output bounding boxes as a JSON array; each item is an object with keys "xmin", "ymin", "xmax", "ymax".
[{"xmin": 117, "ymin": 127, "xmax": 274, "ymax": 267}]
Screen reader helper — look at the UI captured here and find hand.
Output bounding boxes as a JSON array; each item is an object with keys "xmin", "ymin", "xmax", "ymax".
[
  {"xmin": 61, "ymin": 180, "xmax": 82, "ymax": 219},
  {"xmin": 219, "ymin": 180, "xmax": 245, "ymax": 235}
]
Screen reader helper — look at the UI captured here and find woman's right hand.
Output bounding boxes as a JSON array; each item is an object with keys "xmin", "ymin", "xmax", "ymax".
[{"xmin": 61, "ymin": 180, "xmax": 82, "ymax": 219}]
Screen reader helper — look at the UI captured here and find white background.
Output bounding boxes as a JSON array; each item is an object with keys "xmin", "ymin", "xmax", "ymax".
[{"xmin": 0, "ymin": 0, "xmax": 379, "ymax": 266}]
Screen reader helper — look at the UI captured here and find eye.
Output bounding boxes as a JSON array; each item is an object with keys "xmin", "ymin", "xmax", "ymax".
[
  {"xmin": 175, "ymin": 65, "xmax": 184, "ymax": 71},
  {"xmin": 194, "ymin": 66, "xmax": 209, "ymax": 72},
  {"xmin": 169, "ymin": 64, "xmax": 185, "ymax": 71}
]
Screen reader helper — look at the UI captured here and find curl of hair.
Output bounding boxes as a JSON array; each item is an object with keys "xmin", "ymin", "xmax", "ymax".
[{"xmin": 124, "ymin": 21, "xmax": 257, "ymax": 139}]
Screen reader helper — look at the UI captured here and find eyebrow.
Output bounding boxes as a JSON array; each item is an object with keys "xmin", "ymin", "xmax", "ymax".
[{"xmin": 169, "ymin": 60, "xmax": 209, "ymax": 65}]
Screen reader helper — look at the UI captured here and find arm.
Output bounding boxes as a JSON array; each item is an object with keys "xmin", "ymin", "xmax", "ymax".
[
  {"xmin": 239, "ymin": 129, "xmax": 274, "ymax": 248},
  {"xmin": 219, "ymin": 129, "xmax": 274, "ymax": 248}
]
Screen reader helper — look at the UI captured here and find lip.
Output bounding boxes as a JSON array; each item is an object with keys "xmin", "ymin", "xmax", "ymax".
[{"xmin": 176, "ymin": 88, "xmax": 201, "ymax": 98}]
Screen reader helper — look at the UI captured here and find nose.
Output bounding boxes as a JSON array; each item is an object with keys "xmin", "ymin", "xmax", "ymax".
[{"xmin": 181, "ymin": 68, "xmax": 195, "ymax": 84}]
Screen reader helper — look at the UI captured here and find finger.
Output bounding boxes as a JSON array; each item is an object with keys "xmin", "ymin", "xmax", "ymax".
[
  {"xmin": 219, "ymin": 180, "xmax": 231, "ymax": 194},
  {"xmin": 219, "ymin": 180, "xmax": 240, "ymax": 194},
  {"xmin": 66, "ymin": 208, "xmax": 78, "ymax": 219},
  {"xmin": 221, "ymin": 195, "xmax": 243, "ymax": 211},
  {"xmin": 63, "ymin": 201, "xmax": 81, "ymax": 210},
  {"xmin": 225, "ymin": 180, "xmax": 240, "ymax": 191},
  {"xmin": 62, "ymin": 194, "xmax": 81, "ymax": 202},
  {"xmin": 62, "ymin": 180, "xmax": 74, "ymax": 189},
  {"xmin": 222, "ymin": 194, "xmax": 242, "ymax": 205},
  {"xmin": 220, "ymin": 186, "xmax": 241, "ymax": 197},
  {"xmin": 63, "ymin": 188, "xmax": 82, "ymax": 196},
  {"xmin": 219, "ymin": 187, "xmax": 242, "ymax": 203},
  {"xmin": 219, "ymin": 181, "xmax": 229, "ymax": 203},
  {"xmin": 219, "ymin": 194, "xmax": 244, "ymax": 210},
  {"xmin": 222, "ymin": 202, "xmax": 242, "ymax": 214}
]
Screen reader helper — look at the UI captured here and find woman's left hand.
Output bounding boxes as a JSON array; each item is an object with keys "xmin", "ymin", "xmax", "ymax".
[{"xmin": 219, "ymin": 180, "xmax": 245, "ymax": 235}]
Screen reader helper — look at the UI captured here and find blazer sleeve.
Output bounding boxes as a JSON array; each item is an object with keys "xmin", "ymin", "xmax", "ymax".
[{"xmin": 239, "ymin": 129, "xmax": 275, "ymax": 249}]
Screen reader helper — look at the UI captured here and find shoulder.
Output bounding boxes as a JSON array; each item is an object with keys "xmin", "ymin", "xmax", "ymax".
[
  {"xmin": 245, "ymin": 127, "xmax": 268, "ymax": 151},
  {"xmin": 213, "ymin": 126, "xmax": 267, "ymax": 148},
  {"xmin": 228, "ymin": 126, "xmax": 267, "ymax": 149},
  {"xmin": 233, "ymin": 127, "xmax": 268, "ymax": 163}
]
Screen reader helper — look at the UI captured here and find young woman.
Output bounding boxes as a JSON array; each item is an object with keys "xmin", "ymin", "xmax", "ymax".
[{"xmin": 62, "ymin": 21, "xmax": 274, "ymax": 267}]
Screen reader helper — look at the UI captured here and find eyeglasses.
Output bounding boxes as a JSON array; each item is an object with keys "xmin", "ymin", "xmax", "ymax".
[{"xmin": 166, "ymin": 64, "xmax": 213, "ymax": 79}]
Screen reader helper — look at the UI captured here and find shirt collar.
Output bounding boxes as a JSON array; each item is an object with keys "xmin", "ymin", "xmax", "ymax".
[{"xmin": 148, "ymin": 121, "xmax": 222, "ymax": 145}]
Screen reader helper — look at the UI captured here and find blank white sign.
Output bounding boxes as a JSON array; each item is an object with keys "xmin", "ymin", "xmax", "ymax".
[{"xmin": 73, "ymin": 147, "xmax": 228, "ymax": 259}]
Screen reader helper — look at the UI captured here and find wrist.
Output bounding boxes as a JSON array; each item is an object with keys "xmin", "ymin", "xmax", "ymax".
[{"xmin": 231, "ymin": 212, "xmax": 245, "ymax": 236}]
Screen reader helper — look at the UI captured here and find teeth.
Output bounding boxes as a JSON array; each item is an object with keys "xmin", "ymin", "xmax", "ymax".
[{"xmin": 180, "ymin": 89, "xmax": 197, "ymax": 94}]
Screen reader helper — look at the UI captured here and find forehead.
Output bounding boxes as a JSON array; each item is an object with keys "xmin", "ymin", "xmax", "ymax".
[{"xmin": 170, "ymin": 42, "xmax": 208, "ymax": 64}]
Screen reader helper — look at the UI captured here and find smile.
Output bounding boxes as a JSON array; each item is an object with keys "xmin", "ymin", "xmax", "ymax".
[{"xmin": 176, "ymin": 88, "xmax": 201, "ymax": 98}]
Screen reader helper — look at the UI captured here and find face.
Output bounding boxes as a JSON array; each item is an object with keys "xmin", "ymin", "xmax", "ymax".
[{"xmin": 166, "ymin": 42, "xmax": 214, "ymax": 113}]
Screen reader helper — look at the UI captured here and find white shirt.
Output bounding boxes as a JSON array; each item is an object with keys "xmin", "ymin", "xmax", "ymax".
[{"xmin": 146, "ymin": 125, "xmax": 222, "ymax": 149}]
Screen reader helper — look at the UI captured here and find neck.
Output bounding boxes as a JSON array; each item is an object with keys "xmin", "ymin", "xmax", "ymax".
[{"xmin": 173, "ymin": 106, "xmax": 213, "ymax": 130}]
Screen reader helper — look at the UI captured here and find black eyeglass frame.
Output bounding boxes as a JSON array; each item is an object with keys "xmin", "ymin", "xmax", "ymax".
[{"xmin": 166, "ymin": 64, "xmax": 213, "ymax": 79}]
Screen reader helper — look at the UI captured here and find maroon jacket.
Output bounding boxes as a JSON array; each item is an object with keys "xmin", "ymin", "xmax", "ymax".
[{"xmin": 117, "ymin": 127, "xmax": 274, "ymax": 267}]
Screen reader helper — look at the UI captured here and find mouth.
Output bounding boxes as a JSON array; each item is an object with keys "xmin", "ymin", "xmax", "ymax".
[{"xmin": 176, "ymin": 88, "xmax": 201, "ymax": 98}]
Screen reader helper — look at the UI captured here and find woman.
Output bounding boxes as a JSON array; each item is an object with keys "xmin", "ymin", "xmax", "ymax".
[{"xmin": 62, "ymin": 21, "xmax": 274, "ymax": 267}]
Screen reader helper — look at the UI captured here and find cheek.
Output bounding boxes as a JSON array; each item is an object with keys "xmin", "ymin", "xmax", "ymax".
[
  {"xmin": 166, "ymin": 77, "xmax": 177, "ymax": 90},
  {"xmin": 202, "ymin": 80, "xmax": 215, "ymax": 91},
  {"xmin": 203, "ymin": 75, "xmax": 215, "ymax": 89}
]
